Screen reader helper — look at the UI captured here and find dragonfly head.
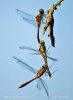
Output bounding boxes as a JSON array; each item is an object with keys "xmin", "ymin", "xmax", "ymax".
[
  {"xmin": 39, "ymin": 9, "xmax": 44, "ymax": 15},
  {"xmin": 40, "ymin": 40, "xmax": 45, "ymax": 45}
]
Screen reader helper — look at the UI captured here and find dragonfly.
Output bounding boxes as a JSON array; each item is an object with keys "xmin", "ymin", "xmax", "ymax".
[
  {"xmin": 19, "ymin": 46, "xmax": 58, "ymax": 62},
  {"xmin": 13, "ymin": 56, "xmax": 58, "ymax": 98},
  {"xmin": 15, "ymin": 9, "xmax": 46, "ymax": 29}
]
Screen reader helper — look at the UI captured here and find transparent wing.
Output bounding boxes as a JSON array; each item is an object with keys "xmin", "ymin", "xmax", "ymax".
[
  {"xmin": 37, "ymin": 78, "xmax": 43, "ymax": 90},
  {"xmin": 16, "ymin": 9, "xmax": 35, "ymax": 20},
  {"xmin": 51, "ymin": 70, "xmax": 59, "ymax": 75},
  {"xmin": 30, "ymin": 53, "xmax": 40, "ymax": 55},
  {"xmin": 37, "ymin": 78, "xmax": 49, "ymax": 97},
  {"xmin": 46, "ymin": 46, "xmax": 51, "ymax": 53},
  {"xmin": 49, "ymin": 61, "xmax": 59, "ymax": 76},
  {"xmin": 19, "ymin": 46, "xmax": 39, "ymax": 52},
  {"xmin": 49, "ymin": 61, "xmax": 56, "ymax": 69},
  {"xmin": 30, "ymin": 52, "xmax": 50, "ymax": 55},
  {"xmin": 37, "ymin": 78, "xmax": 48, "ymax": 90},
  {"xmin": 47, "ymin": 56, "xmax": 58, "ymax": 62},
  {"xmin": 15, "ymin": 9, "xmax": 37, "ymax": 28},
  {"xmin": 42, "ymin": 15, "xmax": 46, "ymax": 24},
  {"xmin": 23, "ymin": 17, "xmax": 37, "ymax": 28},
  {"xmin": 46, "ymin": 53, "xmax": 50, "ymax": 55},
  {"xmin": 13, "ymin": 56, "xmax": 37, "ymax": 74}
]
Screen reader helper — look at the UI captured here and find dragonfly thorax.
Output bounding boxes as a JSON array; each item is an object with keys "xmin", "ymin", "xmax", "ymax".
[
  {"xmin": 37, "ymin": 66, "xmax": 47, "ymax": 77},
  {"xmin": 39, "ymin": 44, "xmax": 46, "ymax": 53}
]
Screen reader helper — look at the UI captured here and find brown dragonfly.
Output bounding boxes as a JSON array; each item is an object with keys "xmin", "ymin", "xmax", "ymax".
[
  {"xmin": 19, "ymin": 28, "xmax": 58, "ymax": 63},
  {"xmin": 19, "ymin": 45, "xmax": 58, "ymax": 62},
  {"xmin": 13, "ymin": 56, "xmax": 58, "ymax": 98},
  {"xmin": 15, "ymin": 0, "xmax": 63, "ymax": 29},
  {"xmin": 15, "ymin": 9, "xmax": 46, "ymax": 29}
]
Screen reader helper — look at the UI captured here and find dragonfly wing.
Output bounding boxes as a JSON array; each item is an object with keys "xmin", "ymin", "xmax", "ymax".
[
  {"xmin": 51, "ymin": 70, "xmax": 59, "ymax": 76},
  {"xmin": 30, "ymin": 52, "xmax": 50, "ymax": 56},
  {"xmin": 37, "ymin": 78, "xmax": 44, "ymax": 90},
  {"xmin": 13, "ymin": 56, "xmax": 37, "ymax": 74},
  {"xmin": 46, "ymin": 46, "xmax": 51, "ymax": 53},
  {"xmin": 15, "ymin": 9, "xmax": 37, "ymax": 28},
  {"xmin": 38, "ymin": 78, "xmax": 49, "ymax": 97},
  {"xmin": 47, "ymin": 56, "xmax": 58, "ymax": 61},
  {"xmin": 23, "ymin": 17, "xmax": 37, "ymax": 28},
  {"xmin": 19, "ymin": 46, "xmax": 39, "ymax": 52},
  {"xmin": 40, "ymin": 15, "xmax": 47, "ymax": 29},
  {"xmin": 16, "ymin": 9, "xmax": 35, "ymax": 20},
  {"xmin": 30, "ymin": 53, "xmax": 40, "ymax": 55},
  {"xmin": 46, "ymin": 52, "xmax": 50, "ymax": 55}
]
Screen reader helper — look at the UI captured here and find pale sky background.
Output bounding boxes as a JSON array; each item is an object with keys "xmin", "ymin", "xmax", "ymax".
[{"xmin": 0, "ymin": 0, "xmax": 73, "ymax": 100}]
